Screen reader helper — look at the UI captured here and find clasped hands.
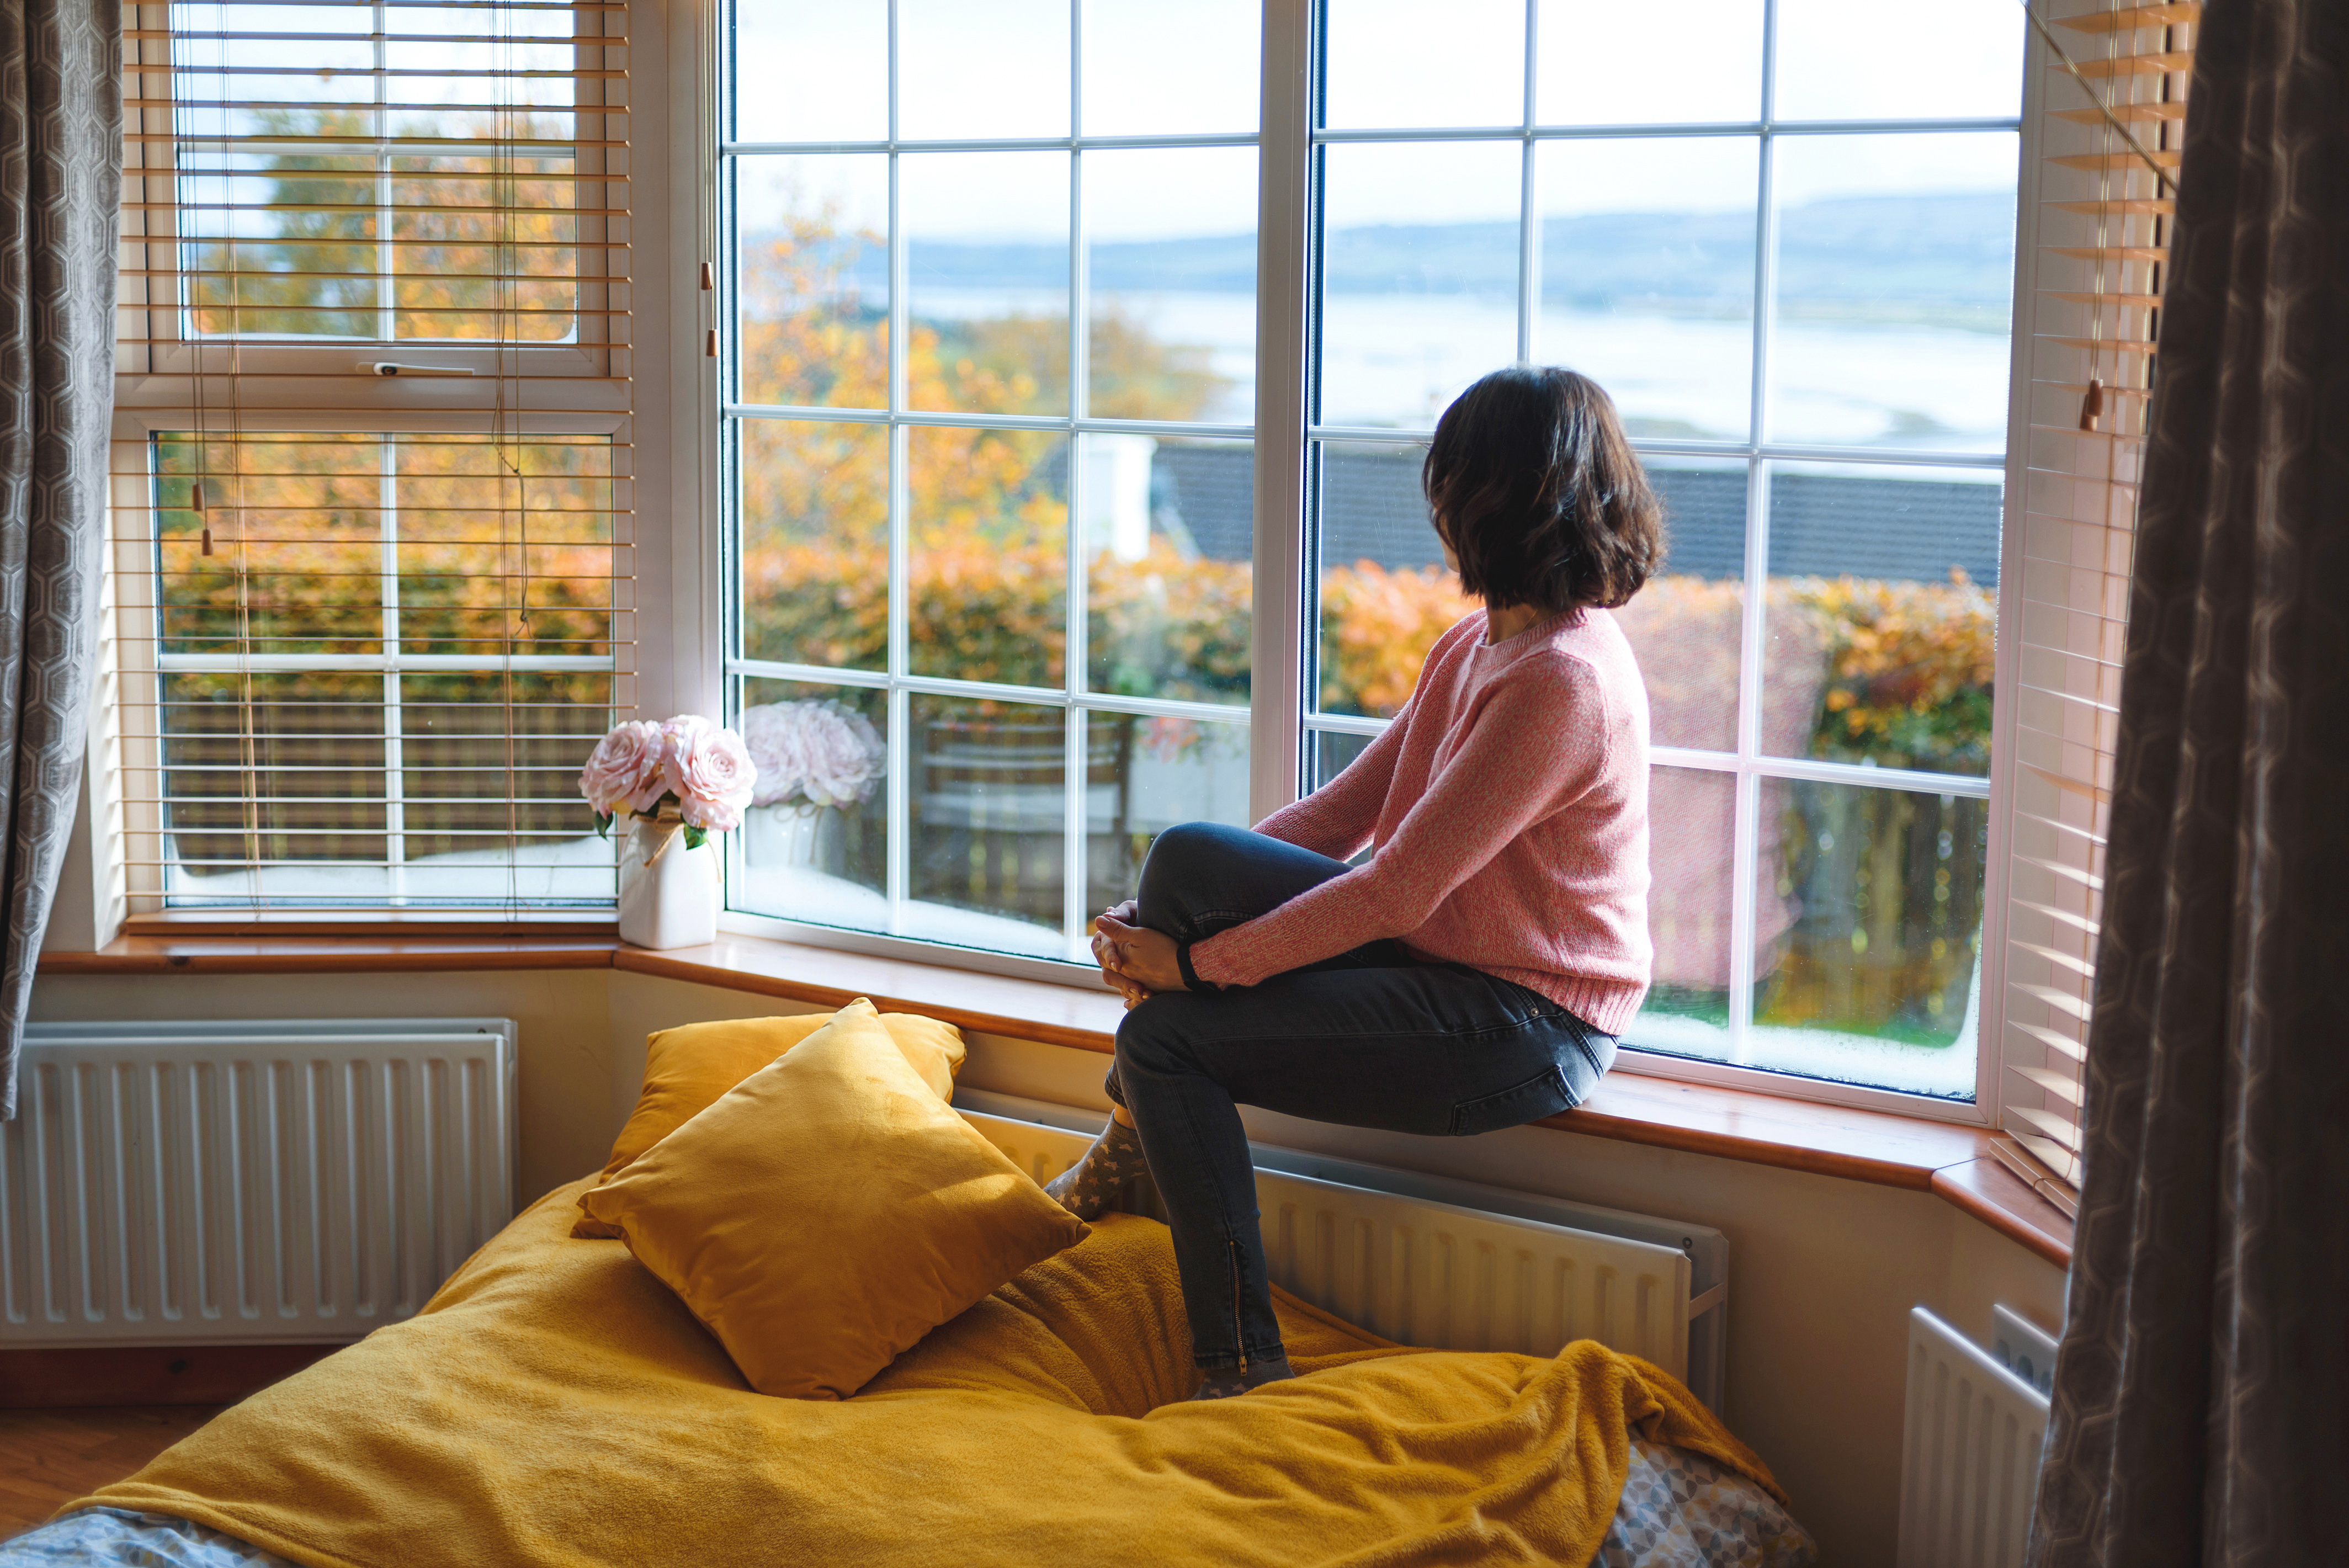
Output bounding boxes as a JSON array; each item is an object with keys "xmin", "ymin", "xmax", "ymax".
[{"xmin": 1092, "ymin": 900, "xmax": 1187, "ymax": 1009}]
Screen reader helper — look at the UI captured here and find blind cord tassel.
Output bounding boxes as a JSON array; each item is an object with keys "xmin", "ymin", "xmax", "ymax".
[
  {"xmin": 2079, "ymin": 377, "xmax": 2104, "ymax": 432},
  {"xmin": 194, "ymin": 480, "xmax": 213, "ymax": 555}
]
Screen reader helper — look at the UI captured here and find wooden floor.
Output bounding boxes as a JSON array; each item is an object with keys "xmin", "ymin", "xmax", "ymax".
[{"xmin": 0, "ymin": 1406, "xmax": 223, "ymax": 1538}]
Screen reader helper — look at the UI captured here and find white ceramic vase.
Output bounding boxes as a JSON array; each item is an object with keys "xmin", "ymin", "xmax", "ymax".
[{"xmin": 616, "ymin": 816, "xmax": 718, "ymax": 949}]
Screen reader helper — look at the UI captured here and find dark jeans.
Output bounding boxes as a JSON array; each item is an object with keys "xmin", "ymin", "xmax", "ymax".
[{"xmin": 1108, "ymin": 821, "xmax": 1616, "ymax": 1372}]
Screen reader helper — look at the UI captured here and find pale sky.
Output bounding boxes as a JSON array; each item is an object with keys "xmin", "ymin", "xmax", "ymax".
[{"xmin": 735, "ymin": 0, "xmax": 2027, "ymax": 238}]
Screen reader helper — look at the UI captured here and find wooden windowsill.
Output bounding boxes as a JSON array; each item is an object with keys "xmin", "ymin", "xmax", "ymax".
[{"xmin": 42, "ymin": 931, "xmax": 2075, "ymax": 1267}]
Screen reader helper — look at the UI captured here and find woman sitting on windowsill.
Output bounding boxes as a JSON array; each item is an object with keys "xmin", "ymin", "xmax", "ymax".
[{"xmin": 1047, "ymin": 364, "xmax": 1659, "ymax": 1402}]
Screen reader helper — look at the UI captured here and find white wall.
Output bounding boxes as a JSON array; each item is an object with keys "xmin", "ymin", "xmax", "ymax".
[{"xmin": 30, "ymin": 969, "xmax": 2067, "ymax": 1562}]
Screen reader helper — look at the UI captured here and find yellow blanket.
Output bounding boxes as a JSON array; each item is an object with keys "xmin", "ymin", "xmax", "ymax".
[{"xmin": 81, "ymin": 1179, "xmax": 1783, "ymax": 1568}]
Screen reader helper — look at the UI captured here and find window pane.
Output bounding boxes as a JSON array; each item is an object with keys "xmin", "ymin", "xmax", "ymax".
[
  {"xmin": 1537, "ymin": 137, "xmax": 1756, "ymax": 442},
  {"xmin": 1763, "ymin": 463, "xmax": 1999, "ymax": 777},
  {"xmin": 1085, "ymin": 146, "xmax": 1256, "ymax": 424},
  {"xmin": 739, "ymin": 419, "xmax": 890, "ymax": 672},
  {"xmin": 908, "ymin": 694, "xmax": 1065, "ymax": 955},
  {"xmin": 1322, "ymin": 0, "xmax": 1525, "ymax": 130},
  {"xmin": 908, "ymin": 426, "xmax": 1067, "ymax": 691},
  {"xmin": 1319, "ymin": 140, "xmax": 1522, "ymax": 429},
  {"xmin": 731, "ymin": 0, "xmax": 887, "ymax": 143},
  {"xmin": 179, "ymin": 156, "xmax": 380, "ymax": 339},
  {"xmin": 1085, "ymin": 711, "xmax": 1251, "ymax": 913},
  {"xmin": 903, "ymin": 151, "xmax": 1070, "ymax": 416},
  {"xmin": 395, "ymin": 434, "xmax": 614, "ymax": 660},
  {"xmin": 1618, "ymin": 460, "xmax": 1746, "ymax": 753},
  {"xmin": 1766, "ymin": 133, "xmax": 2018, "ymax": 449},
  {"xmin": 1749, "ymin": 778, "xmax": 1985, "ymax": 1098},
  {"xmin": 897, "ymin": 0, "xmax": 1070, "ymax": 141},
  {"xmin": 1773, "ymin": 0, "xmax": 2024, "ymax": 122},
  {"xmin": 1629, "ymin": 765, "xmax": 1736, "ymax": 1061},
  {"xmin": 1311, "ymin": 728, "xmax": 1375, "ymax": 792},
  {"xmin": 1083, "ymin": 435, "xmax": 1252, "ymax": 706},
  {"xmin": 1315, "ymin": 440, "xmax": 1474, "ymax": 721},
  {"xmin": 397, "ymin": 671, "xmax": 617, "ymax": 903},
  {"xmin": 1081, "ymin": 0, "xmax": 1258, "ymax": 136},
  {"xmin": 172, "ymin": 1, "xmax": 587, "ymax": 344},
  {"xmin": 734, "ymin": 677, "xmax": 890, "ymax": 928},
  {"xmin": 391, "ymin": 146, "xmax": 577, "ymax": 344},
  {"xmin": 156, "ymin": 433, "xmax": 382, "ymax": 657},
  {"xmin": 1535, "ymin": 0, "xmax": 1761, "ymax": 125},
  {"xmin": 736, "ymin": 155, "xmax": 889, "ymax": 410},
  {"xmin": 158, "ymin": 671, "xmax": 389, "ymax": 904}
]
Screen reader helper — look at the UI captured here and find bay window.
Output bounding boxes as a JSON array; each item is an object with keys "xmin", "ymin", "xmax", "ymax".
[{"xmin": 719, "ymin": 0, "xmax": 2032, "ymax": 1114}]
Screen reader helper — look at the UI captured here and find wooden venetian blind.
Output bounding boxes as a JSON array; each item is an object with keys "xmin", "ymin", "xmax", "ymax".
[
  {"xmin": 1994, "ymin": 0, "xmax": 2197, "ymax": 1199},
  {"xmin": 110, "ymin": 0, "xmax": 634, "ymax": 915}
]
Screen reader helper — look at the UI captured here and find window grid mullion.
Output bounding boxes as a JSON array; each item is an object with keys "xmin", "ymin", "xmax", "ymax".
[
  {"xmin": 1243, "ymin": 0, "xmax": 1315, "ymax": 822},
  {"xmin": 1515, "ymin": 0, "xmax": 1538, "ymax": 366},
  {"xmin": 1062, "ymin": 0, "xmax": 1088, "ymax": 956},
  {"xmin": 883, "ymin": 0, "xmax": 910, "ymax": 936},
  {"xmin": 1306, "ymin": 116, "xmax": 2021, "ymax": 145},
  {"xmin": 721, "ymin": 132, "xmax": 1259, "ymax": 156},
  {"xmin": 724, "ymin": 403, "xmax": 1256, "ymax": 443},
  {"xmin": 1723, "ymin": 0, "xmax": 1786, "ymax": 1063}
]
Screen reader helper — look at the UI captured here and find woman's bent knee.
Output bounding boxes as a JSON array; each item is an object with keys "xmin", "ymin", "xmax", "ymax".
[
  {"xmin": 1113, "ymin": 994, "xmax": 1206, "ymax": 1081},
  {"xmin": 1136, "ymin": 821, "xmax": 1255, "ymax": 912}
]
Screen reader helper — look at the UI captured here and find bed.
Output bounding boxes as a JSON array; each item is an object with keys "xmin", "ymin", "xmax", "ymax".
[{"xmin": 3, "ymin": 1006, "xmax": 1816, "ymax": 1567}]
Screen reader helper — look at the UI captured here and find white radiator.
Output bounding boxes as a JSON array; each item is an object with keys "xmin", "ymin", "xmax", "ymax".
[
  {"xmin": 3, "ymin": 1020, "xmax": 518, "ymax": 1347},
  {"xmin": 1896, "ymin": 1305, "xmax": 2050, "ymax": 1568},
  {"xmin": 962, "ymin": 1103, "xmax": 1704, "ymax": 1390}
]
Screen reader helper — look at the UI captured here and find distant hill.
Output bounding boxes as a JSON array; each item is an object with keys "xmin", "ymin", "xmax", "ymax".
[{"xmin": 805, "ymin": 193, "xmax": 2016, "ymax": 316}]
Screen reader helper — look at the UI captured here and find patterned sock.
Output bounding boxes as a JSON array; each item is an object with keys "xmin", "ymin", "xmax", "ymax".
[
  {"xmin": 1044, "ymin": 1116, "xmax": 1149, "ymax": 1220},
  {"xmin": 1190, "ymin": 1353, "xmax": 1294, "ymax": 1402},
  {"xmin": 1193, "ymin": 1367, "xmax": 1248, "ymax": 1400}
]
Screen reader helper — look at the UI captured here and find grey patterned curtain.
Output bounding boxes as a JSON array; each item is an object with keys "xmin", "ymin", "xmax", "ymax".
[
  {"xmin": 2026, "ymin": 1, "xmax": 2349, "ymax": 1564},
  {"xmin": 0, "ymin": 0, "xmax": 118, "ymax": 1117}
]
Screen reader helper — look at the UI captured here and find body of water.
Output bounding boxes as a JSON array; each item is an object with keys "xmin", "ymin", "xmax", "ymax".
[{"xmin": 912, "ymin": 286, "xmax": 2012, "ymax": 450}]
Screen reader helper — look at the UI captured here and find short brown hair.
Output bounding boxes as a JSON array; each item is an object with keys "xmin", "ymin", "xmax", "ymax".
[{"xmin": 1421, "ymin": 366, "xmax": 1663, "ymax": 613}]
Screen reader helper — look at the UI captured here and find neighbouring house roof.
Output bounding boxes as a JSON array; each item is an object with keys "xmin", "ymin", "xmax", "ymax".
[{"xmin": 1155, "ymin": 444, "xmax": 2001, "ymax": 587}]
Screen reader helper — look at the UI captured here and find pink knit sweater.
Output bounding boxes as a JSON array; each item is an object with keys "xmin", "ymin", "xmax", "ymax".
[{"xmin": 1190, "ymin": 608, "xmax": 1654, "ymax": 1035}]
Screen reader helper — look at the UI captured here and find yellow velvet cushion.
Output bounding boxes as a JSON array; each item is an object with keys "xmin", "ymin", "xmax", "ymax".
[
  {"xmin": 572, "ymin": 1004, "xmax": 965, "ymax": 1239},
  {"xmin": 576, "ymin": 998, "xmax": 1089, "ymax": 1400}
]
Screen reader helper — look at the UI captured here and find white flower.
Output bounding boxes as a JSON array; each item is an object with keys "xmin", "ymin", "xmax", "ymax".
[
  {"xmin": 578, "ymin": 720, "xmax": 669, "ymax": 817},
  {"xmin": 659, "ymin": 715, "xmax": 756, "ymax": 833}
]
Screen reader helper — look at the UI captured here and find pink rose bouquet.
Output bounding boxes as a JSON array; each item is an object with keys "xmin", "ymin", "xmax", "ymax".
[{"xmin": 580, "ymin": 714, "xmax": 758, "ymax": 852}]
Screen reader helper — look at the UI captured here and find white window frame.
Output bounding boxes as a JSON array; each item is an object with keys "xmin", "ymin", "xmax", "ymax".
[
  {"xmin": 698, "ymin": 0, "xmax": 2050, "ymax": 1128},
  {"xmin": 87, "ymin": 0, "xmax": 665, "ymax": 928}
]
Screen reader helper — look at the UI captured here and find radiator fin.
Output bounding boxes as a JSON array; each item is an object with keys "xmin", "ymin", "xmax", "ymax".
[
  {"xmin": 962, "ymin": 1108, "xmax": 1692, "ymax": 1376},
  {"xmin": 2, "ymin": 1023, "xmax": 517, "ymax": 1347},
  {"xmin": 1897, "ymin": 1305, "xmax": 2052, "ymax": 1568}
]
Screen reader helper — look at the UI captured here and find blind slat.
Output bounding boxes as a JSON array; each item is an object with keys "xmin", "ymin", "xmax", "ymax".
[
  {"xmin": 2010, "ymin": 1065, "xmax": 2085, "ymax": 1108},
  {"xmin": 2052, "ymin": 2, "xmax": 2201, "ymax": 30},
  {"xmin": 2007, "ymin": 1131, "xmax": 2082, "ymax": 1186},
  {"xmin": 2010, "ymin": 938, "xmax": 2097, "ymax": 985},
  {"xmin": 2007, "ymin": 1104, "xmax": 2085, "ymax": 1152},
  {"xmin": 2010, "ymin": 897, "xmax": 2103, "ymax": 940},
  {"xmin": 2007, "ymin": 1018, "xmax": 2090, "ymax": 1065}
]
